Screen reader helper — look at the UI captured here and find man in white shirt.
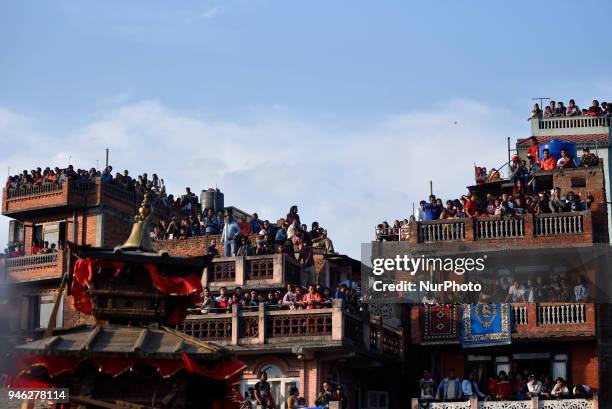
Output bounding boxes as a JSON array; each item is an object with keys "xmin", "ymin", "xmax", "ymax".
[
  {"xmin": 574, "ymin": 275, "xmax": 589, "ymax": 302},
  {"xmin": 221, "ymin": 213, "xmax": 241, "ymax": 257},
  {"xmin": 505, "ymin": 278, "xmax": 525, "ymax": 303},
  {"xmin": 526, "ymin": 375, "xmax": 542, "ymax": 397},
  {"xmin": 416, "ymin": 200, "xmax": 426, "ymax": 222}
]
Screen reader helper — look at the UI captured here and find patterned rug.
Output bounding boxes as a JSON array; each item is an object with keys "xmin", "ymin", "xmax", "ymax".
[{"xmin": 423, "ymin": 304, "xmax": 459, "ymax": 343}]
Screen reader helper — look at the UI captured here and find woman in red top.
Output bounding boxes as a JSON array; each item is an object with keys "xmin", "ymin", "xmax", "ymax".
[
  {"xmin": 304, "ymin": 285, "xmax": 321, "ymax": 310},
  {"xmin": 527, "ymin": 136, "xmax": 539, "ymax": 163},
  {"xmin": 238, "ymin": 215, "xmax": 252, "ymax": 236},
  {"xmin": 495, "ymin": 371, "xmax": 513, "ymax": 399},
  {"xmin": 587, "ymin": 100, "xmax": 604, "ymax": 116}
]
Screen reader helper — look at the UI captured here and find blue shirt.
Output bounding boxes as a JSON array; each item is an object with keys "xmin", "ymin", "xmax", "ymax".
[
  {"xmin": 423, "ymin": 203, "xmax": 440, "ymax": 221},
  {"xmin": 275, "ymin": 228, "xmax": 288, "ymax": 242}
]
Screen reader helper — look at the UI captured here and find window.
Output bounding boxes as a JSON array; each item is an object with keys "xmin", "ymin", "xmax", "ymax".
[
  {"xmin": 571, "ymin": 177, "xmax": 586, "ymax": 188},
  {"xmin": 241, "ymin": 365, "xmax": 299, "ymax": 409},
  {"xmin": 552, "ymin": 354, "xmax": 568, "ymax": 381},
  {"xmin": 33, "ymin": 221, "xmax": 67, "ymax": 249},
  {"xmin": 366, "ymin": 391, "xmax": 388, "ymax": 409},
  {"xmin": 495, "ymin": 356, "xmax": 510, "ymax": 376},
  {"xmin": 21, "ymin": 294, "xmax": 63, "ymax": 330}
]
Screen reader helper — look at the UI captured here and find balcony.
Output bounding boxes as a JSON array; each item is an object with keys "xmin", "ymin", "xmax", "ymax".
[
  {"xmin": 2, "ymin": 180, "xmax": 141, "ymax": 219},
  {"xmin": 203, "ymin": 254, "xmax": 303, "ymax": 290},
  {"xmin": 3, "ymin": 252, "xmax": 65, "ymax": 282},
  {"xmin": 177, "ymin": 300, "xmax": 405, "ymax": 360},
  {"xmin": 411, "ymin": 303, "xmax": 595, "ymax": 345},
  {"xmin": 531, "ymin": 115, "xmax": 610, "ymax": 137},
  {"xmin": 378, "ymin": 212, "xmax": 593, "ymax": 250},
  {"xmin": 511, "ymin": 302, "xmax": 595, "ymax": 339}
]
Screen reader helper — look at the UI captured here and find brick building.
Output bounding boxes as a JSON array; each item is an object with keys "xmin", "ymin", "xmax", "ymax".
[
  {"xmin": 1, "ymin": 112, "xmax": 610, "ymax": 409},
  {"xmin": 386, "ymin": 114, "xmax": 611, "ymax": 408},
  {"xmin": 0, "ymin": 182, "xmax": 407, "ymax": 409}
]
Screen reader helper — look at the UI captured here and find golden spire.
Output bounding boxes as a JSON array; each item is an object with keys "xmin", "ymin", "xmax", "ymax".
[{"xmin": 120, "ymin": 193, "xmax": 155, "ymax": 252}]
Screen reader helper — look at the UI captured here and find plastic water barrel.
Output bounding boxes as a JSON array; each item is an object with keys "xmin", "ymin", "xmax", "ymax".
[
  {"xmin": 200, "ymin": 188, "xmax": 224, "ymax": 212},
  {"xmin": 539, "ymin": 140, "xmax": 577, "ymax": 161}
]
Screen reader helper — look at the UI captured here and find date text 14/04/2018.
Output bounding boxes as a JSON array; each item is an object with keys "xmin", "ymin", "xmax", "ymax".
[{"xmin": 6, "ymin": 389, "xmax": 70, "ymax": 403}]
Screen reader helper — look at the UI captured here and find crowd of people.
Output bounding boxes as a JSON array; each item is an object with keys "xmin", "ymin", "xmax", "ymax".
[
  {"xmin": 240, "ymin": 373, "xmax": 348, "ymax": 409},
  {"xmin": 376, "ymin": 183, "xmax": 595, "ymax": 241},
  {"xmin": 477, "ymin": 141, "xmax": 599, "ymax": 187},
  {"xmin": 530, "ymin": 98, "xmax": 612, "ymax": 119},
  {"xmin": 154, "ymin": 205, "xmax": 336, "ymax": 258},
  {"xmin": 420, "ymin": 368, "xmax": 591, "ymax": 401},
  {"xmin": 197, "ymin": 281, "xmax": 361, "ymax": 314},
  {"xmin": 376, "ymin": 135, "xmax": 601, "ymax": 241},
  {"xmin": 5, "ymin": 165, "xmax": 163, "ymax": 197},
  {"xmin": 418, "ymin": 273, "xmax": 590, "ymax": 305}
]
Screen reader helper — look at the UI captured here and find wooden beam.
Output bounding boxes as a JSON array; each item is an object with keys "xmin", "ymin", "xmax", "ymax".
[
  {"xmin": 69, "ymin": 395, "xmax": 153, "ymax": 409},
  {"xmin": 81, "ymin": 326, "xmax": 101, "ymax": 351},
  {"xmin": 132, "ymin": 328, "xmax": 148, "ymax": 352}
]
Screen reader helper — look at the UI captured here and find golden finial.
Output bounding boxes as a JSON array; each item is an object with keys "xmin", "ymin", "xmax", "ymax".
[{"xmin": 119, "ymin": 193, "xmax": 155, "ymax": 252}]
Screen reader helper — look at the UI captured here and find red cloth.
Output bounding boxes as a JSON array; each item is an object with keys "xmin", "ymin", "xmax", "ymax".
[
  {"xmin": 495, "ymin": 380, "xmax": 513, "ymax": 398},
  {"xmin": 10, "ymin": 375, "xmax": 52, "ymax": 389},
  {"xmin": 71, "ymin": 259, "xmax": 203, "ymax": 321},
  {"xmin": 143, "ymin": 264, "xmax": 202, "ymax": 296},
  {"xmin": 180, "ymin": 352, "xmax": 246, "ymax": 381}
]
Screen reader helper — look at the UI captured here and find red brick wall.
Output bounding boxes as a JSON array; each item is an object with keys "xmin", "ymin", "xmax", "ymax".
[
  {"xmin": 102, "ymin": 213, "xmax": 132, "ymax": 247},
  {"xmin": 154, "ymin": 234, "xmax": 261, "ymax": 257},
  {"xmin": 570, "ymin": 342, "xmax": 599, "ymax": 389},
  {"xmin": 439, "ymin": 349, "xmax": 465, "ymax": 379}
]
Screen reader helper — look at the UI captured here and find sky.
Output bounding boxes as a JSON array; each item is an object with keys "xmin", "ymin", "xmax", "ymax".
[{"xmin": 1, "ymin": 0, "xmax": 611, "ymax": 257}]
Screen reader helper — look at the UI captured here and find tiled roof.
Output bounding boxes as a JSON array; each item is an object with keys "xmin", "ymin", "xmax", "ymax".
[
  {"xmin": 517, "ymin": 134, "xmax": 609, "ymax": 146},
  {"xmin": 16, "ymin": 325, "xmax": 226, "ymax": 357}
]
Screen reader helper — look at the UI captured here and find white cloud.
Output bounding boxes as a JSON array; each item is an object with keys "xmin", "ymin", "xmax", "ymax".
[{"xmin": 0, "ymin": 99, "xmax": 524, "ymax": 257}]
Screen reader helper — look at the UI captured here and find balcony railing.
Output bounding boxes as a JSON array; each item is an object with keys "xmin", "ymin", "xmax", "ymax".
[
  {"xmin": 419, "ymin": 220, "xmax": 466, "ymax": 243},
  {"xmin": 537, "ymin": 303, "xmax": 586, "ymax": 325},
  {"xmin": 177, "ymin": 301, "xmax": 404, "ymax": 360},
  {"xmin": 5, "ymin": 253, "xmax": 59, "ymax": 269},
  {"xmin": 413, "ymin": 396, "xmax": 596, "ymax": 409},
  {"xmin": 4, "ymin": 252, "xmax": 65, "ymax": 282},
  {"xmin": 381, "ymin": 212, "xmax": 593, "ymax": 247},
  {"xmin": 532, "ymin": 114, "xmax": 610, "ymax": 136},
  {"xmin": 203, "ymin": 254, "xmax": 302, "ymax": 289},
  {"xmin": 535, "ymin": 213, "xmax": 583, "ymax": 236},
  {"xmin": 413, "ymin": 303, "xmax": 595, "ymax": 344},
  {"xmin": 475, "ymin": 218, "xmax": 524, "ymax": 240},
  {"xmin": 2, "ymin": 179, "xmax": 137, "ymax": 216},
  {"xmin": 5, "ymin": 183, "xmax": 64, "ymax": 199}
]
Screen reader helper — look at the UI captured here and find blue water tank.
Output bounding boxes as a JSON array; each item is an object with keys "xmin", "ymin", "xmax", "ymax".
[{"xmin": 539, "ymin": 140, "xmax": 577, "ymax": 161}]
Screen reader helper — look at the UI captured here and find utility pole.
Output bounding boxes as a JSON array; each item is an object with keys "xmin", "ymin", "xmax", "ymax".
[
  {"xmin": 429, "ymin": 181, "xmax": 433, "ymax": 196},
  {"xmin": 507, "ymin": 137, "xmax": 511, "ymax": 164},
  {"xmin": 532, "ymin": 96, "xmax": 551, "ymax": 110},
  {"xmin": 105, "ymin": 148, "xmax": 109, "ymax": 169}
]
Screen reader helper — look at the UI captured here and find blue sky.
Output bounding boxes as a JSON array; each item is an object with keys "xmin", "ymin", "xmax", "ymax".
[{"xmin": 1, "ymin": 1, "xmax": 611, "ymax": 257}]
